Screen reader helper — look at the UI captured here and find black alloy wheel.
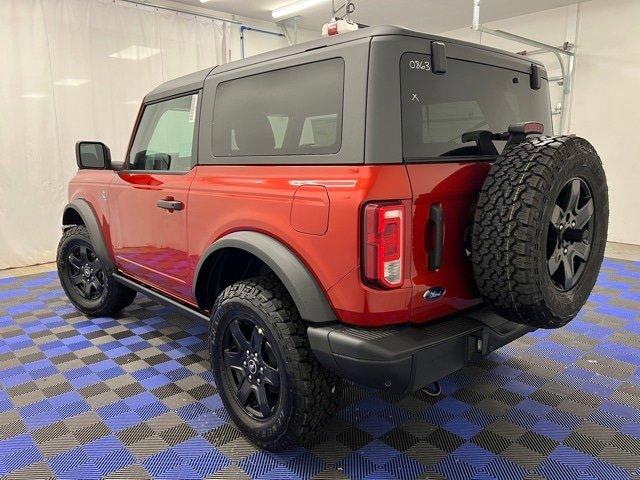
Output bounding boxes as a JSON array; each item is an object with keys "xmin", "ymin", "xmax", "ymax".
[
  {"xmin": 546, "ymin": 177, "xmax": 594, "ymax": 291},
  {"xmin": 210, "ymin": 277, "xmax": 341, "ymax": 450},
  {"xmin": 57, "ymin": 225, "xmax": 137, "ymax": 316},
  {"xmin": 67, "ymin": 244, "xmax": 105, "ymax": 300},
  {"xmin": 221, "ymin": 316, "xmax": 282, "ymax": 420}
]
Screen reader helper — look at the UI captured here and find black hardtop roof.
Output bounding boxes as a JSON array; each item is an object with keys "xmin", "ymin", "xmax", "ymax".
[{"xmin": 145, "ymin": 25, "xmax": 544, "ymax": 102}]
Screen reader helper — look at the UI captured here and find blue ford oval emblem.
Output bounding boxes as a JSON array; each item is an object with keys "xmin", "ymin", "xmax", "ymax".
[{"xmin": 423, "ymin": 287, "xmax": 445, "ymax": 301}]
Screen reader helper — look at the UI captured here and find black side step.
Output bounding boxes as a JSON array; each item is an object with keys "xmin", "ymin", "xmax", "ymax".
[{"xmin": 113, "ymin": 273, "xmax": 209, "ymax": 322}]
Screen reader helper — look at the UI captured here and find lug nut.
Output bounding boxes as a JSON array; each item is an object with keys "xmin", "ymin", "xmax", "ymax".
[
  {"xmin": 260, "ymin": 367, "xmax": 263, "ymax": 373},
  {"xmin": 257, "ymin": 379, "xmax": 261, "ymax": 384},
  {"xmin": 246, "ymin": 350, "xmax": 250, "ymax": 355},
  {"xmin": 243, "ymin": 361, "xmax": 247, "ymax": 366},
  {"xmin": 248, "ymin": 375, "xmax": 252, "ymax": 381},
  {"xmin": 571, "ymin": 221, "xmax": 576, "ymax": 227},
  {"xmin": 258, "ymin": 328, "xmax": 263, "ymax": 335}
]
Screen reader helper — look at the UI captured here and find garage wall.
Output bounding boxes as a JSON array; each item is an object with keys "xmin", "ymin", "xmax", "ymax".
[
  {"xmin": 229, "ymin": 24, "xmax": 320, "ymax": 61},
  {"xmin": 0, "ymin": 0, "xmax": 230, "ymax": 269},
  {"xmin": 442, "ymin": 0, "xmax": 640, "ymax": 245},
  {"xmin": 143, "ymin": 0, "xmax": 321, "ymax": 61}
]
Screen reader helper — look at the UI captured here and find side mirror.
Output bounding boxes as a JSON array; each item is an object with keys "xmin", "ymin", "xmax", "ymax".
[{"xmin": 76, "ymin": 141, "xmax": 112, "ymax": 170}]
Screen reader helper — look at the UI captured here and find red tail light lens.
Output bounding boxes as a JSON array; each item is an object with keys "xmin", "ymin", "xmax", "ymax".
[{"xmin": 363, "ymin": 202, "xmax": 404, "ymax": 289}]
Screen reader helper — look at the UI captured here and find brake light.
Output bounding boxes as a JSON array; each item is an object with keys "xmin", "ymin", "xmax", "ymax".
[{"xmin": 363, "ymin": 202, "xmax": 404, "ymax": 289}]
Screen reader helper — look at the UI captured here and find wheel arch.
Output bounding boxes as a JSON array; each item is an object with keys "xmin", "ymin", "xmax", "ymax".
[
  {"xmin": 194, "ymin": 231, "xmax": 336, "ymax": 324},
  {"xmin": 62, "ymin": 199, "xmax": 114, "ymax": 270}
]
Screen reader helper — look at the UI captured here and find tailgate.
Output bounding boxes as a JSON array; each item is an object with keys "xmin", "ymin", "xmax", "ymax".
[
  {"xmin": 399, "ymin": 50, "xmax": 551, "ymax": 323},
  {"xmin": 406, "ymin": 162, "xmax": 489, "ymax": 323}
]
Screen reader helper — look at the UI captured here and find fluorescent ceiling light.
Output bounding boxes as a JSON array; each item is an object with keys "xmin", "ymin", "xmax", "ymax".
[
  {"xmin": 54, "ymin": 78, "xmax": 90, "ymax": 87},
  {"xmin": 21, "ymin": 93, "xmax": 48, "ymax": 99},
  {"xmin": 272, "ymin": 0, "xmax": 329, "ymax": 19},
  {"xmin": 109, "ymin": 45, "xmax": 161, "ymax": 60}
]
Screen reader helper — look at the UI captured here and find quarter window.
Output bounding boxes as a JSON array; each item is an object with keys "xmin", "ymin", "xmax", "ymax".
[
  {"xmin": 213, "ymin": 58, "xmax": 344, "ymax": 157},
  {"xmin": 128, "ymin": 94, "xmax": 198, "ymax": 171}
]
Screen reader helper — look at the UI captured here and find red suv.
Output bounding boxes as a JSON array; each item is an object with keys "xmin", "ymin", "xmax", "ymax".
[{"xmin": 57, "ymin": 26, "xmax": 608, "ymax": 449}]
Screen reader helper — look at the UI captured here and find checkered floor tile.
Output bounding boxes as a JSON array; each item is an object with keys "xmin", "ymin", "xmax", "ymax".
[{"xmin": 0, "ymin": 258, "xmax": 638, "ymax": 479}]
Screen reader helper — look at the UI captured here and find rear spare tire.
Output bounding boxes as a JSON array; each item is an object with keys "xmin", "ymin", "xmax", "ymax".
[{"xmin": 471, "ymin": 135, "xmax": 608, "ymax": 328}]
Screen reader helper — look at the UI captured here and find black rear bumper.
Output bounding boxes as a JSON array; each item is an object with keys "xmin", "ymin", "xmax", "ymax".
[{"xmin": 307, "ymin": 308, "xmax": 534, "ymax": 394}]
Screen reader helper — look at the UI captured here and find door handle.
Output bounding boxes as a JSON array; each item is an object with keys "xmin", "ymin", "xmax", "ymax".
[
  {"xmin": 428, "ymin": 203, "xmax": 444, "ymax": 270},
  {"xmin": 157, "ymin": 197, "xmax": 183, "ymax": 211}
]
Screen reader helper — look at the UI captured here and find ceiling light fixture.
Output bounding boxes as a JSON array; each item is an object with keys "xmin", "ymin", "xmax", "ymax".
[
  {"xmin": 54, "ymin": 78, "xmax": 90, "ymax": 87},
  {"xmin": 272, "ymin": 0, "xmax": 330, "ymax": 19},
  {"xmin": 109, "ymin": 45, "xmax": 161, "ymax": 60}
]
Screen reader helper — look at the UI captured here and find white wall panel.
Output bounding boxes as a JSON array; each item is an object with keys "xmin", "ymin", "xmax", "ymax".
[
  {"xmin": 0, "ymin": 1, "xmax": 62, "ymax": 268},
  {"xmin": 443, "ymin": 0, "xmax": 640, "ymax": 245},
  {"xmin": 0, "ymin": 0, "xmax": 229, "ymax": 269},
  {"xmin": 569, "ymin": 0, "xmax": 640, "ymax": 245}
]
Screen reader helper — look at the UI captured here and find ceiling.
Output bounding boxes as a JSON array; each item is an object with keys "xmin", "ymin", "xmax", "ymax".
[{"xmin": 173, "ymin": 0, "xmax": 582, "ymax": 32}]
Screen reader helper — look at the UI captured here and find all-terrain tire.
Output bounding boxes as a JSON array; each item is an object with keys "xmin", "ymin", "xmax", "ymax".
[
  {"xmin": 57, "ymin": 225, "xmax": 137, "ymax": 316},
  {"xmin": 209, "ymin": 277, "xmax": 340, "ymax": 450},
  {"xmin": 471, "ymin": 136, "xmax": 608, "ymax": 328}
]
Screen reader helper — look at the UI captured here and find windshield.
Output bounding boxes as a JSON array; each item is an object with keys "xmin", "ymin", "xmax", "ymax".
[{"xmin": 401, "ymin": 53, "xmax": 552, "ymax": 161}]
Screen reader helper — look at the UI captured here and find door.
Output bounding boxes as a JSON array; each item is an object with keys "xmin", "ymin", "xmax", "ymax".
[{"xmin": 109, "ymin": 93, "xmax": 200, "ymax": 301}]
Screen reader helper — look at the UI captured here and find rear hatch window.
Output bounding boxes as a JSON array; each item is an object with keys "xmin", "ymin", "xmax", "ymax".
[{"xmin": 401, "ymin": 53, "xmax": 552, "ymax": 161}]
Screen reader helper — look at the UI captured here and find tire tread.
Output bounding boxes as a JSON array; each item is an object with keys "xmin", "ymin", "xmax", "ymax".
[
  {"xmin": 210, "ymin": 277, "xmax": 339, "ymax": 450},
  {"xmin": 471, "ymin": 135, "xmax": 607, "ymax": 328},
  {"xmin": 57, "ymin": 225, "xmax": 136, "ymax": 316}
]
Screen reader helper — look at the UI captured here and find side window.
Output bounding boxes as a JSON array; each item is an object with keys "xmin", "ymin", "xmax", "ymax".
[
  {"xmin": 213, "ymin": 58, "xmax": 344, "ymax": 157},
  {"xmin": 128, "ymin": 94, "xmax": 198, "ymax": 171}
]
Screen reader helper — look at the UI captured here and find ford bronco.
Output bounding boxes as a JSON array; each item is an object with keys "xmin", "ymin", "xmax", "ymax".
[{"xmin": 57, "ymin": 26, "xmax": 608, "ymax": 449}]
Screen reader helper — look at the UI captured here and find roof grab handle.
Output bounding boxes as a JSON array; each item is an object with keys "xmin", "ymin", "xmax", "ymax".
[{"xmin": 431, "ymin": 41, "xmax": 447, "ymax": 75}]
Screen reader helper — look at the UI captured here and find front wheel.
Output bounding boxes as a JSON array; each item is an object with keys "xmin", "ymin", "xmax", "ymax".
[
  {"xmin": 209, "ymin": 277, "xmax": 340, "ymax": 450},
  {"xmin": 57, "ymin": 225, "xmax": 136, "ymax": 316}
]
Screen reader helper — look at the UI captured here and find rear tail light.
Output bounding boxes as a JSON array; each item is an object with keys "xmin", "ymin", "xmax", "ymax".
[{"xmin": 363, "ymin": 202, "xmax": 404, "ymax": 289}]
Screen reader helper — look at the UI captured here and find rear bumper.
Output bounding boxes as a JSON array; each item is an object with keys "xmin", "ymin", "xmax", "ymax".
[{"xmin": 307, "ymin": 308, "xmax": 534, "ymax": 394}]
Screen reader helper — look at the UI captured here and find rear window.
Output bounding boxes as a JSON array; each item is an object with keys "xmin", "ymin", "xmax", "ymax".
[
  {"xmin": 213, "ymin": 58, "xmax": 344, "ymax": 157},
  {"xmin": 401, "ymin": 54, "xmax": 552, "ymax": 161}
]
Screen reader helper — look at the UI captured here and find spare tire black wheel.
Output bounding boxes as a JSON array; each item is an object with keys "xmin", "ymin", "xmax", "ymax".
[{"xmin": 471, "ymin": 135, "xmax": 609, "ymax": 328}]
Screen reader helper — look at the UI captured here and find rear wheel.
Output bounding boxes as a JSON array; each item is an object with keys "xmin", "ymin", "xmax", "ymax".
[
  {"xmin": 471, "ymin": 136, "xmax": 608, "ymax": 328},
  {"xmin": 220, "ymin": 315, "xmax": 283, "ymax": 421},
  {"xmin": 57, "ymin": 226, "xmax": 136, "ymax": 316},
  {"xmin": 209, "ymin": 277, "xmax": 340, "ymax": 450}
]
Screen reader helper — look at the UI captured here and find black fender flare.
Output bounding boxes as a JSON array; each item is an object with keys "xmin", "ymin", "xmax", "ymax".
[
  {"xmin": 63, "ymin": 199, "xmax": 114, "ymax": 270},
  {"xmin": 193, "ymin": 231, "xmax": 336, "ymax": 324}
]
